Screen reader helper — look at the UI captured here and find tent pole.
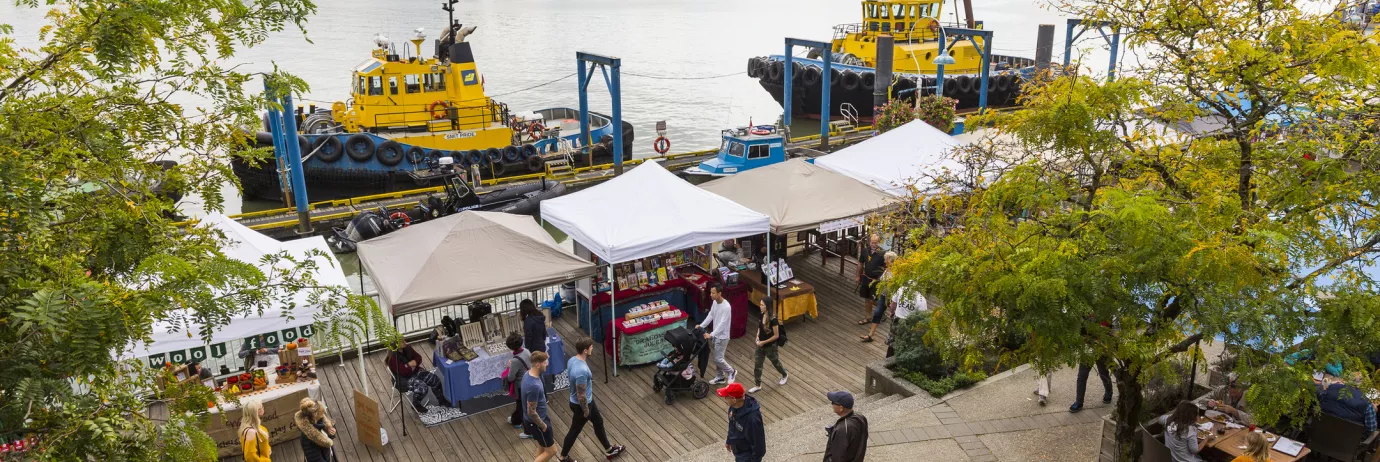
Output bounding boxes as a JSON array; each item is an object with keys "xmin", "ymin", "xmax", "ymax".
[
  {"xmin": 603, "ymin": 265, "xmax": 612, "ymax": 383},
  {"xmin": 766, "ymin": 233, "xmax": 772, "ymax": 302},
  {"xmin": 393, "ymin": 314, "xmax": 407, "ymax": 437},
  {"xmin": 611, "ymin": 265, "xmax": 619, "ymax": 377}
]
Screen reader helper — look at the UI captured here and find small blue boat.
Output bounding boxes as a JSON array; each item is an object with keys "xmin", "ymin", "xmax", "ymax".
[{"xmin": 683, "ymin": 126, "xmax": 788, "ymax": 177}]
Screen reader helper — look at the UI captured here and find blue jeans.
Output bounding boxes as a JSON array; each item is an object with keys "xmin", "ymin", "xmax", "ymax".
[{"xmin": 870, "ymin": 294, "xmax": 888, "ymax": 324}]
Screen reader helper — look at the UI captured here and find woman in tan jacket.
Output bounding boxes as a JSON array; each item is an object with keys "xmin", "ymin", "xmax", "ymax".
[{"xmin": 295, "ymin": 398, "xmax": 337, "ymax": 462}]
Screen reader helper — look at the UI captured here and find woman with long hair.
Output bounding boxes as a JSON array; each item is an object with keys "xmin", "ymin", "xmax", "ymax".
[
  {"xmin": 519, "ymin": 298, "xmax": 547, "ymax": 353},
  {"xmin": 239, "ymin": 399, "xmax": 272, "ymax": 462},
  {"xmin": 1162, "ymin": 401, "xmax": 1204, "ymax": 462},
  {"xmin": 1231, "ymin": 432, "xmax": 1273, "ymax": 462},
  {"xmin": 295, "ymin": 398, "xmax": 337, "ymax": 462},
  {"xmin": 749, "ymin": 296, "xmax": 789, "ymax": 394}
]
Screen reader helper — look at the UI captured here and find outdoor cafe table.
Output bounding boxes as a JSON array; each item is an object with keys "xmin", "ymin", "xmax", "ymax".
[
  {"xmin": 739, "ymin": 269, "xmax": 818, "ymax": 322},
  {"xmin": 1197, "ymin": 416, "xmax": 1311, "ymax": 462}
]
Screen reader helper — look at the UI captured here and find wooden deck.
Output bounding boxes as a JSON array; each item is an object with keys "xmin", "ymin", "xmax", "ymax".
[{"xmin": 226, "ymin": 253, "xmax": 886, "ymax": 462}]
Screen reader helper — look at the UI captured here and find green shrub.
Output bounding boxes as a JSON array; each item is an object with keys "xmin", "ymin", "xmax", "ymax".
[
  {"xmin": 872, "ymin": 95, "xmax": 958, "ymax": 134},
  {"xmin": 891, "ymin": 311, "xmax": 946, "ymax": 377},
  {"xmin": 900, "ymin": 370, "xmax": 990, "ymax": 397}
]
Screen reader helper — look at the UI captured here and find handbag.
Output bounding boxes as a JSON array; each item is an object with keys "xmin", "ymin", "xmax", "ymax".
[{"xmin": 502, "ymin": 355, "xmax": 528, "ymax": 397}]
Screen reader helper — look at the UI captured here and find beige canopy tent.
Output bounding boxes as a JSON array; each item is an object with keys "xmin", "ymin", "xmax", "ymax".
[
  {"xmin": 358, "ymin": 211, "xmax": 597, "ymax": 317},
  {"xmin": 699, "ymin": 158, "xmax": 898, "ymax": 234}
]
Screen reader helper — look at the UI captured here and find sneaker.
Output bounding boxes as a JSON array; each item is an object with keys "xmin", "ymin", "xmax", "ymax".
[
  {"xmin": 558, "ymin": 457, "xmax": 578, "ymax": 462},
  {"xmin": 727, "ymin": 370, "xmax": 737, "ymax": 383},
  {"xmin": 709, "ymin": 376, "xmax": 726, "ymax": 385},
  {"xmin": 518, "ymin": 431, "xmax": 534, "ymax": 439},
  {"xmin": 605, "ymin": 445, "xmax": 625, "ymax": 459},
  {"xmin": 1038, "ymin": 396, "xmax": 1047, "ymax": 406},
  {"xmin": 778, "ymin": 374, "xmax": 789, "ymax": 386},
  {"xmin": 1069, "ymin": 402, "xmax": 1084, "ymax": 413},
  {"xmin": 748, "ymin": 386, "xmax": 762, "ymax": 394},
  {"xmin": 1102, "ymin": 393, "xmax": 1113, "ymax": 404}
]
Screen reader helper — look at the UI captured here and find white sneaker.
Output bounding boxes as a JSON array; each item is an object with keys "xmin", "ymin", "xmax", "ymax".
[
  {"xmin": 748, "ymin": 386, "xmax": 762, "ymax": 394},
  {"xmin": 727, "ymin": 370, "xmax": 737, "ymax": 383},
  {"xmin": 709, "ymin": 377, "xmax": 725, "ymax": 385},
  {"xmin": 778, "ymin": 374, "xmax": 789, "ymax": 386},
  {"xmin": 518, "ymin": 431, "xmax": 534, "ymax": 439}
]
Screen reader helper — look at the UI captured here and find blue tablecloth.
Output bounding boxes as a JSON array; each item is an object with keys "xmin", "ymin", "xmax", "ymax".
[{"xmin": 432, "ymin": 327, "xmax": 565, "ymax": 402}]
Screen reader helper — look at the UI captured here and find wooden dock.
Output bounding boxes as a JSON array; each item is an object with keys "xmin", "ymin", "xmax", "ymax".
[
  {"xmin": 221, "ymin": 252, "xmax": 886, "ymax": 462},
  {"xmin": 218, "ymin": 127, "xmax": 877, "ymax": 240}
]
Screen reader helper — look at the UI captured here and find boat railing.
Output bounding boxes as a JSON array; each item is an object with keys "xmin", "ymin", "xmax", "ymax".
[
  {"xmin": 833, "ymin": 23, "xmax": 865, "ymax": 41},
  {"xmin": 368, "ymin": 99, "xmax": 509, "ymax": 132}
]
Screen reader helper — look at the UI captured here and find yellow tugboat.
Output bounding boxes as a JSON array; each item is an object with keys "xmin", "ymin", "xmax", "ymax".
[
  {"xmin": 746, "ymin": 0, "xmax": 1034, "ymax": 119},
  {"xmin": 235, "ymin": 9, "xmax": 631, "ymax": 201}
]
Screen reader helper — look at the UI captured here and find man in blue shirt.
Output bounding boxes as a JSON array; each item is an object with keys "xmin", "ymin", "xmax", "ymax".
[
  {"xmin": 523, "ymin": 351, "xmax": 567, "ymax": 462},
  {"xmin": 560, "ymin": 337, "xmax": 625, "ymax": 460},
  {"xmin": 1318, "ymin": 373, "xmax": 1378, "ymax": 432}
]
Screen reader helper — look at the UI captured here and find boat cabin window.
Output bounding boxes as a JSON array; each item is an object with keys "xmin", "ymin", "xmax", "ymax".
[
  {"xmin": 388, "ymin": 76, "xmax": 398, "ymax": 95},
  {"xmin": 727, "ymin": 141, "xmax": 745, "ymax": 158},
  {"xmin": 404, "ymin": 74, "xmax": 421, "ymax": 94},
  {"xmin": 747, "ymin": 144, "xmax": 771, "ymax": 160},
  {"xmin": 356, "ymin": 75, "xmax": 366, "ymax": 95},
  {"xmin": 368, "ymin": 76, "xmax": 383, "ymax": 96},
  {"xmin": 423, "ymin": 73, "xmax": 446, "ymax": 92}
]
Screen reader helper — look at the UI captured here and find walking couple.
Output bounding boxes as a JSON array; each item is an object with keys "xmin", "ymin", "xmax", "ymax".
[{"xmin": 700, "ymin": 284, "xmax": 790, "ymax": 395}]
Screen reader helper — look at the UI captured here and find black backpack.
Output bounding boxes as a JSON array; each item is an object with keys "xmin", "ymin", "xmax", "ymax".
[{"xmin": 776, "ymin": 320, "xmax": 788, "ymax": 348}]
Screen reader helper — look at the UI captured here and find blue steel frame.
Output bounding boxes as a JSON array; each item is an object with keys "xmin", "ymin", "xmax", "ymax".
[
  {"xmin": 263, "ymin": 81, "xmax": 312, "ymax": 234},
  {"xmin": 783, "ymin": 38, "xmax": 833, "ymax": 148},
  {"xmin": 576, "ymin": 52, "xmax": 624, "ymax": 175},
  {"xmin": 933, "ymin": 27, "xmax": 995, "ymax": 113},
  {"xmin": 1063, "ymin": 19, "xmax": 1121, "ymax": 81}
]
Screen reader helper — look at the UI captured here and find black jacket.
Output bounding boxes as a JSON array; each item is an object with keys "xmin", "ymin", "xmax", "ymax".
[
  {"xmin": 524, "ymin": 313, "xmax": 548, "ymax": 353},
  {"xmin": 824, "ymin": 411, "xmax": 868, "ymax": 462},
  {"xmin": 295, "ymin": 411, "xmax": 336, "ymax": 462},
  {"xmin": 726, "ymin": 396, "xmax": 767, "ymax": 461}
]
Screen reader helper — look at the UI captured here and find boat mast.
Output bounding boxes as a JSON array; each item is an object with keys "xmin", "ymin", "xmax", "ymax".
[{"xmin": 962, "ymin": 0, "xmax": 975, "ymax": 28}]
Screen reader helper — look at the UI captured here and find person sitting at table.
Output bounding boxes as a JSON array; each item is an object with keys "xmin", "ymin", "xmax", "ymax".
[
  {"xmin": 1230, "ymin": 432, "xmax": 1273, "ymax": 462},
  {"xmin": 1316, "ymin": 372, "xmax": 1377, "ymax": 432},
  {"xmin": 385, "ymin": 339, "xmax": 450, "ymax": 411},
  {"xmin": 1162, "ymin": 401, "xmax": 1207, "ymax": 462},
  {"xmin": 520, "ymin": 299, "xmax": 547, "ymax": 354}
]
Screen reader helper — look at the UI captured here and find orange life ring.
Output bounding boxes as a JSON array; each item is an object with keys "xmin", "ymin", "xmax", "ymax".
[
  {"xmin": 653, "ymin": 136, "xmax": 671, "ymax": 155},
  {"xmin": 388, "ymin": 211, "xmax": 412, "ymax": 227},
  {"xmin": 749, "ymin": 127, "xmax": 772, "ymax": 136},
  {"xmin": 528, "ymin": 122, "xmax": 545, "ymax": 141},
  {"xmin": 428, "ymin": 101, "xmax": 450, "ymax": 120}
]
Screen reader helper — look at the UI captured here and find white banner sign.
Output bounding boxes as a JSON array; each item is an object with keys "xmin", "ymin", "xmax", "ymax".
[{"xmin": 818, "ymin": 215, "xmax": 865, "ymax": 234}]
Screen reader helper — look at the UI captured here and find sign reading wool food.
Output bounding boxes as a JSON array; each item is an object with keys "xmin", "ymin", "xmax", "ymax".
[{"xmin": 205, "ymin": 388, "xmax": 308, "ymax": 457}]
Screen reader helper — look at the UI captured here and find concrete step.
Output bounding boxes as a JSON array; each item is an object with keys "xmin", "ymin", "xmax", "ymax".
[
  {"xmin": 865, "ymin": 394, "xmax": 942, "ymax": 430},
  {"xmin": 761, "ymin": 395, "xmax": 906, "ymax": 462},
  {"xmin": 680, "ymin": 394, "xmax": 894, "ymax": 462}
]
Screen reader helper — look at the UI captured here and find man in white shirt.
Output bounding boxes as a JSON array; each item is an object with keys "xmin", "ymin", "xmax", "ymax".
[
  {"xmin": 886, "ymin": 287, "xmax": 928, "ymax": 358},
  {"xmin": 698, "ymin": 285, "xmax": 737, "ymax": 384}
]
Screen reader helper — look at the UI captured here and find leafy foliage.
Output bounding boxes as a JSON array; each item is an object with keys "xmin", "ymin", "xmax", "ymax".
[
  {"xmin": 873, "ymin": 95, "xmax": 958, "ymax": 134},
  {"xmin": 0, "ymin": 1, "xmax": 414, "ymax": 460},
  {"xmin": 883, "ymin": 0, "xmax": 1380, "ymax": 459},
  {"xmin": 890, "ymin": 310, "xmax": 998, "ymax": 397}
]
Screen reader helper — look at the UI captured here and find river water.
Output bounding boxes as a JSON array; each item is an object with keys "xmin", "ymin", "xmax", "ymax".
[{"xmin": 3, "ymin": 0, "xmax": 1106, "ymax": 290}]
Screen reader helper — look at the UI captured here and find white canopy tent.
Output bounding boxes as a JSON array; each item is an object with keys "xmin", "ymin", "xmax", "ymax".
[
  {"xmin": 122, "ymin": 213, "xmax": 348, "ymax": 360},
  {"xmin": 540, "ymin": 161, "xmax": 770, "ymax": 374},
  {"xmin": 699, "ymin": 158, "xmax": 897, "ymax": 234},
  {"xmin": 814, "ymin": 120, "xmax": 967, "ymax": 196}
]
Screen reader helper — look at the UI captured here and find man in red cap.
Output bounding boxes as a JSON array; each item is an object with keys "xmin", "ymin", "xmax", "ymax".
[{"xmin": 717, "ymin": 383, "xmax": 766, "ymax": 462}]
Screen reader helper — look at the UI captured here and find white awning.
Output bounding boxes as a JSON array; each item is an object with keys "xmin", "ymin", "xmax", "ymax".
[{"xmin": 815, "ymin": 120, "xmax": 967, "ymax": 196}]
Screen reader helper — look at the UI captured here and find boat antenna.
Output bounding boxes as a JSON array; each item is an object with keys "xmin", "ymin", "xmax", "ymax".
[{"xmin": 442, "ymin": 0, "xmax": 459, "ymax": 33}]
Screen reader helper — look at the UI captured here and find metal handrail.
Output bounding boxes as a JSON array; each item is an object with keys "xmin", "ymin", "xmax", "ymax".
[{"xmin": 368, "ymin": 99, "xmax": 508, "ymax": 131}]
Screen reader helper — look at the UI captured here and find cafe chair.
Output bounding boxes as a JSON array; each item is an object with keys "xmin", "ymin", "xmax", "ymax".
[
  {"xmin": 1139, "ymin": 424, "xmax": 1173, "ymax": 462},
  {"xmin": 1307, "ymin": 413, "xmax": 1379, "ymax": 461}
]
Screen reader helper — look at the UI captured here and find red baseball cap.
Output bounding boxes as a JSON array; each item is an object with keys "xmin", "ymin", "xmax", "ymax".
[{"xmin": 716, "ymin": 382, "xmax": 745, "ymax": 399}]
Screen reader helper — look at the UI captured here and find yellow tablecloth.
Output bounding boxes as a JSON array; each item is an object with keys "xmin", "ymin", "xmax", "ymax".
[{"xmin": 748, "ymin": 285, "xmax": 818, "ymax": 322}]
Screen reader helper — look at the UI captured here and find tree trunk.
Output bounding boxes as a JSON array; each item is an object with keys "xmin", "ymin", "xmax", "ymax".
[{"xmin": 1113, "ymin": 364, "xmax": 1145, "ymax": 462}]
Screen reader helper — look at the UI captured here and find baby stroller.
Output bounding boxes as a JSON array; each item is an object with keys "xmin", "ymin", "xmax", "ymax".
[{"xmin": 652, "ymin": 326, "xmax": 710, "ymax": 404}]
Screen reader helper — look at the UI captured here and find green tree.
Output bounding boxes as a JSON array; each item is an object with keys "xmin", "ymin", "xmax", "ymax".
[
  {"xmin": 884, "ymin": 0, "xmax": 1380, "ymax": 460},
  {"xmin": 0, "ymin": 1, "xmax": 390, "ymax": 460}
]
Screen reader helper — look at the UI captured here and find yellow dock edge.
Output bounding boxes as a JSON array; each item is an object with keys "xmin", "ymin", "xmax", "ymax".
[{"xmin": 173, "ymin": 125, "xmax": 875, "ymax": 230}]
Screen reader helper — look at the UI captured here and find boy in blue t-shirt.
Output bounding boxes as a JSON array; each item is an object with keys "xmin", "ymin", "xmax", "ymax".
[
  {"xmin": 560, "ymin": 337, "xmax": 625, "ymax": 460},
  {"xmin": 522, "ymin": 351, "xmax": 565, "ymax": 462}
]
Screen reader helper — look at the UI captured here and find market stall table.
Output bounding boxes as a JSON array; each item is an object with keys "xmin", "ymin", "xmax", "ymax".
[
  {"xmin": 431, "ymin": 327, "xmax": 566, "ymax": 403},
  {"xmin": 581, "ymin": 274, "xmax": 757, "ymax": 341},
  {"xmin": 1196, "ymin": 416, "xmax": 1310, "ymax": 462},
  {"xmin": 739, "ymin": 269, "xmax": 818, "ymax": 322},
  {"xmin": 204, "ymin": 379, "xmax": 323, "ymax": 457},
  {"xmin": 607, "ymin": 308, "xmax": 690, "ymax": 366}
]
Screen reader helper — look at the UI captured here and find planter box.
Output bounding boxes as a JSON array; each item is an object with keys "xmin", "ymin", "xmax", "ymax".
[
  {"xmin": 864, "ymin": 357, "xmax": 924, "ymax": 397},
  {"xmin": 1097, "ymin": 385, "xmax": 1226, "ymax": 462}
]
